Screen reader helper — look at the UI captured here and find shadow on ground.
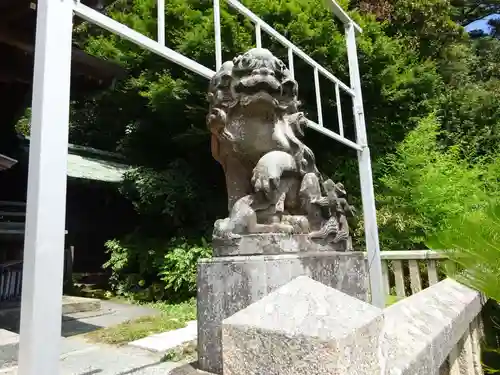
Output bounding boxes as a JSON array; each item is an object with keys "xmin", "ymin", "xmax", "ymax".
[
  {"xmin": 0, "ymin": 309, "xmax": 103, "ymax": 337},
  {"xmin": 169, "ymin": 361, "xmax": 214, "ymax": 375}
]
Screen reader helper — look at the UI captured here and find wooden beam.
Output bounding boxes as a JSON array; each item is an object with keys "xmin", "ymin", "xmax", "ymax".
[
  {"xmin": 0, "ymin": 47, "xmax": 34, "ymax": 84},
  {"xmin": 0, "ymin": 71, "xmax": 31, "ymax": 84},
  {"xmin": 0, "ymin": 28, "xmax": 124, "ymax": 81},
  {"xmin": 0, "ymin": 153, "xmax": 18, "ymax": 171},
  {"xmin": 0, "ymin": 4, "xmax": 33, "ymax": 23}
]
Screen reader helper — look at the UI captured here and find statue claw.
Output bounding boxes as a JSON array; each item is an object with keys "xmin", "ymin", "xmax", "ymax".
[{"xmin": 252, "ymin": 168, "xmax": 280, "ymax": 199}]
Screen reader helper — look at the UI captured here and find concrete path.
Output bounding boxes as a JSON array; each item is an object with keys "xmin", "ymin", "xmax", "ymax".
[
  {"xmin": 0, "ymin": 300, "xmax": 190, "ymax": 374},
  {"xmin": 0, "ymin": 332, "xmax": 208, "ymax": 375},
  {"xmin": 0, "ymin": 335, "xmax": 181, "ymax": 374}
]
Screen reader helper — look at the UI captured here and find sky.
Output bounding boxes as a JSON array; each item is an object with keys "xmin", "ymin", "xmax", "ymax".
[{"xmin": 465, "ymin": 13, "xmax": 500, "ymax": 34}]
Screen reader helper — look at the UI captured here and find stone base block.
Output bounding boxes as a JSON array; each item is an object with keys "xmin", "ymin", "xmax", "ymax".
[
  {"xmin": 223, "ymin": 276, "xmax": 383, "ymax": 375},
  {"xmin": 197, "ymin": 251, "xmax": 368, "ymax": 374}
]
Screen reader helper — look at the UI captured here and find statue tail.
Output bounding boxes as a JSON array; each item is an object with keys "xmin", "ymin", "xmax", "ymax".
[{"xmin": 309, "ymin": 216, "xmax": 338, "ymax": 239}]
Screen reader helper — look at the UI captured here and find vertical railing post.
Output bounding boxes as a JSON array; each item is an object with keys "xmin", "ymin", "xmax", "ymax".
[
  {"xmin": 255, "ymin": 23, "xmax": 262, "ymax": 48},
  {"xmin": 313, "ymin": 67, "xmax": 323, "ymax": 126},
  {"xmin": 345, "ymin": 22, "xmax": 384, "ymax": 308},
  {"xmin": 287, "ymin": 47, "xmax": 294, "ymax": 79},
  {"xmin": 213, "ymin": 0, "xmax": 222, "ymax": 70},
  {"xmin": 157, "ymin": 0, "xmax": 165, "ymax": 45},
  {"xmin": 18, "ymin": 0, "xmax": 73, "ymax": 374},
  {"xmin": 335, "ymin": 83, "xmax": 344, "ymax": 137}
]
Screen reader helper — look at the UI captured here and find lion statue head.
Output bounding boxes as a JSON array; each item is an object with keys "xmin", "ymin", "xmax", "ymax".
[{"xmin": 207, "ymin": 48, "xmax": 318, "ymax": 176}]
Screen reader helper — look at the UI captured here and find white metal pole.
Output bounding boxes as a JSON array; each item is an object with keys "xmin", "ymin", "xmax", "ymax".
[
  {"xmin": 287, "ymin": 47, "xmax": 294, "ymax": 79},
  {"xmin": 345, "ymin": 22, "xmax": 384, "ymax": 308},
  {"xmin": 18, "ymin": 0, "xmax": 73, "ymax": 373},
  {"xmin": 313, "ymin": 67, "xmax": 323, "ymax": 126},
  {"xmin": 157, "ymin": 0, "xmax": 165, "ymax": 45},
  {"xmin": 335, "ymin": 83, "xmax": 344, "ymax": 137},
  {"xmin": 213, "ymin": 0, "xmax": 222, "ymax": 70},
  {"xmin": 255, "ymin": 23, "xmax": 262, "ymax": 48}
]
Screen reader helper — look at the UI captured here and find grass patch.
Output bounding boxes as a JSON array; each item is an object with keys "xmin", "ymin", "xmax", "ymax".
[
  {"xmin": 386, "ymin": 294, "xmax": 404, "ymax": 306},
  {"xmin": 71, "ymin": 284, "xmax": 116, "ymax": 300},
  {"xmin": 85, "ymin": 299, "xmax": 196, "ymax": 345},
  {"xmin": 162, "ymin": 340, "xmax": 197, "ymax": 363}
]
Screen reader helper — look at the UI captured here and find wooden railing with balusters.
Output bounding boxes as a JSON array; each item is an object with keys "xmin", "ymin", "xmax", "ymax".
[{"xmin": 0, "ymin": 200, "xmax": 73, "ymax": 302}]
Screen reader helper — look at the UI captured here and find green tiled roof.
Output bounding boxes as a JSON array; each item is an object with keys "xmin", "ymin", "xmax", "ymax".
[
  {"xmin": 0, "ymin": 154, "xmax": 17, "ymax": 171},
  {"xmin": 67, "ymin": 153, "xmax": 128, "ymax": 182},
  {"xmin": 21, "ymin": 137, "xmax": 129, "ymax": 183}
]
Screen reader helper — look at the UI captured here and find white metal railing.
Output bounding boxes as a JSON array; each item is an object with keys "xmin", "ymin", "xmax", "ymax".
[
  {"xmin": 75, "ymin": 0, "xmax": 361, "ymax": 150},
  {"xmin": 222, "ymin": 0, "xmax": 360, "ymax": 150},
  {"xmin": 73, "ymin": 4, "xmax": 215, "ymax": 79},
  {"xmin": 22, "ymin": 1, "xmax": 383, "ymax": 374}
]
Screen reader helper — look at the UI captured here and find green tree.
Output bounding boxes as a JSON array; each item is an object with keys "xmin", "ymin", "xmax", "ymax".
[
  {"xmin": 427, "ymin": 202, "xmax": 500, "ymax": 301},
  {"xmin": 438, "ymin": 80, "xmax": 500, "ymax": 158},
  {"xmin": 450, "ymin": 0, "xmax": 500, "ymax": 26},
  {"xmin": 491, "ymin": 17, "xmax": 500, "ymax": 38},
  {"xmin": 374, "ymin": 114, "xmax": 499, "ymax": 250},
  {"xmin": 69, "ymin": 0, "xmax": 448, "ymax": 296}
]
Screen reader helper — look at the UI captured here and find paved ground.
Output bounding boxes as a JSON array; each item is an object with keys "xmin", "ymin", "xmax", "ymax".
[
  {"xmin": 0, "ymin": 336, "xmax": 181, "ymax": 374},
  {"xmin": 61, "ymin": 300, "xmax": 161, "ymax": 337},
  {"xmin": 0, "ymin": 300, "xmax": 201, "ymax": 375}
]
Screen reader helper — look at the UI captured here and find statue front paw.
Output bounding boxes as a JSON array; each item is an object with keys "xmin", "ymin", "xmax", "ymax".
[
  {"xmin": 213, "ymin": 218, "xmax": 242, "ymax": 240},
  {"xmin": 251, "ymin": 166, "xmax": 280, "ymax": 197}
]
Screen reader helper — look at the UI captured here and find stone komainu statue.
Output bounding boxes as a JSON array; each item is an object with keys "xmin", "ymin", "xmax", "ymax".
[{"xmin": 207, "ymin": 48, "xmax": 354, "ymax": 249}]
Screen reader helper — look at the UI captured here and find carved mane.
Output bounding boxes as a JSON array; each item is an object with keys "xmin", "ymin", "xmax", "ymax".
[{"xmin": 206, "ymin": 48, "xmax": 318, "ymax": 176}]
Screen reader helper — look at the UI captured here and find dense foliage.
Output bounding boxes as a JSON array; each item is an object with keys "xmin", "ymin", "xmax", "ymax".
[
  {"xmin": 428, "ymin": 202, "xmax": 500, "ymax": 301},
  {"xmin": 61, "ymin": 0, "xmax": 500, "ymax": 299},
  {"xmin": 371, "ymin": 114, "xmax": 500, "ymax": 250},
  {"xmin": 104, "ymin": 235, "xmax": 212, "ymax": 300}
]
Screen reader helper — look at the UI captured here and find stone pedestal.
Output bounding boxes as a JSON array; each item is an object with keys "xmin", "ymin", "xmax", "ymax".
[
  {"xmin": 196, "ymin": 234, "xmax": 368, "ymax": 374},
  {"xmin": 222, "ymin": 276, "xmax": 383, "ymax": 375}
]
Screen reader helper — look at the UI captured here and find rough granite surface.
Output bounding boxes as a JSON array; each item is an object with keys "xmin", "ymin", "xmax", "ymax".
[
  {"xmin": 222, "ymin": 276, "xmax": 383, "ymax": 375},
  {"xmin": 381, "ymin": 278, "xmax": 482, "ymax": 375},
  {"xmin": 212, "ymin": 233, "xmax": 351, "ymax": 256},
  {"xmin": 197, "ymin": 252, "xmax": 368, "ymax": 374}
]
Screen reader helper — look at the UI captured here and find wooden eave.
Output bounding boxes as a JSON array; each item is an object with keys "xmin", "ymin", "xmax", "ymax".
[
  {"xmin": 0, "ymin": 153, "xmax": 17, "ymax": 171},
  {"xmin": 0, "ymin": 0, "xmax": 125, "ymax": 89}
]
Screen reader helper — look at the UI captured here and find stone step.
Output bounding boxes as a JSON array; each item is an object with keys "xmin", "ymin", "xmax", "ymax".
[
  {"xmin": 0, "ymin": 212, "xmax": 25, "ymax": 219},
  {"xmin": 0, "ymin": 223, "xmax": 24, "ymax": 230},
  {"xmin": 0, "ymin": 202, "xmax": 25, "ymax": 208},
  {"xmin": 0, "ymin": 229, "xmax": 24, "ymax": 237}
]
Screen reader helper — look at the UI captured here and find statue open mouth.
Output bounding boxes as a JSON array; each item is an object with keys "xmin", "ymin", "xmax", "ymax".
[
  {"xmin": 235, "ymin": 75, "xmax": 283, "ymax": 107},
  {"xmin": 236, "ymin": 75, "xmax": 282, "ymax": 95}
]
